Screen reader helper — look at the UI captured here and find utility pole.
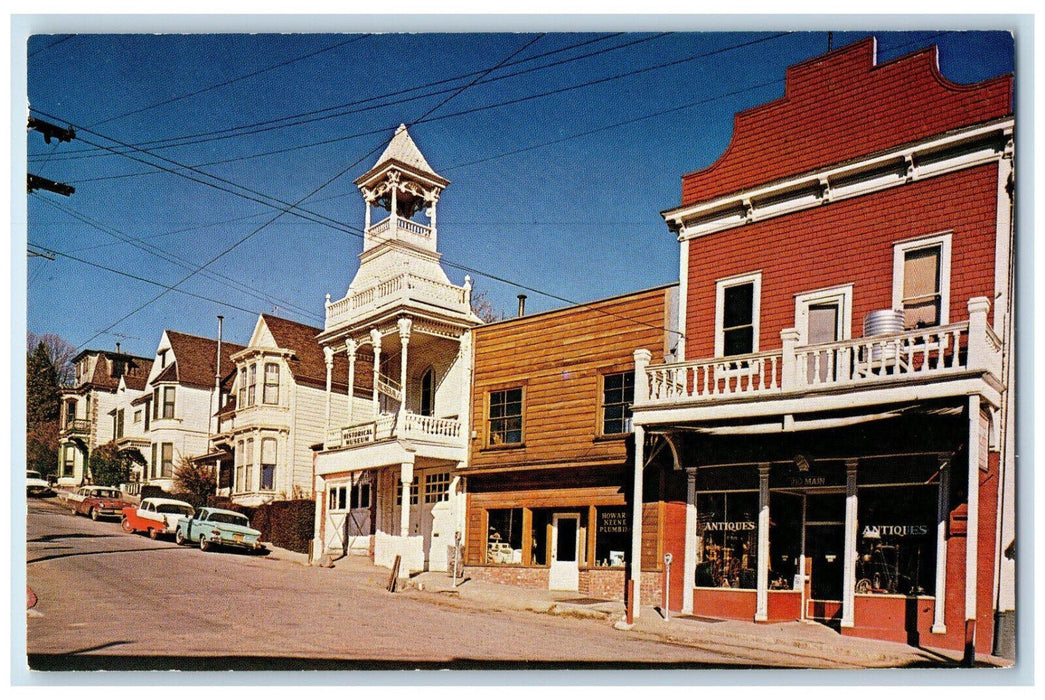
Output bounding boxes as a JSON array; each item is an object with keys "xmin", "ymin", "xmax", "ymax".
[{"xmin": 27, "ymin": 116, "xmax": 76, "ymax": 196}]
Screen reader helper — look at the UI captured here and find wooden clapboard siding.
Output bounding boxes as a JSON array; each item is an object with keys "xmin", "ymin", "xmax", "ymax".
[{"xmin": 468, "ymin": 285, "xmax": 675, "ymax": 472}]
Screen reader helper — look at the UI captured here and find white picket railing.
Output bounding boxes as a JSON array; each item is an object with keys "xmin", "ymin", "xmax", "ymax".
[
  {"xmin": 638, "ymin": 298, "xmax": 1002, "ymax": 407},
  {"xmin": 325, "ymin": 411, "xmax": 462, "ymax": 450},
  {"xmin": 325, "ymin": 273, "xmax": 469, "ymax": 326}
]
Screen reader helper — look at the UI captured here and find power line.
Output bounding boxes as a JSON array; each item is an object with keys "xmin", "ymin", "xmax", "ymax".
[
  {"xmin": 30, "ymin": 33, "xmax": 664, "ymax": 164},
  {"xmin": 68, "ymin": 34, "xmax": 547, "ymax": 349},
  {"xmin": 88, "ymin": 35, "xmax": 370, "ymax": 128},
  {"xmin": 32, "ymin": 193, "xmax": 322, "ymax": 321}
]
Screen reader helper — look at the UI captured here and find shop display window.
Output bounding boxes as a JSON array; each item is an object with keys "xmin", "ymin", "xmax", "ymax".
[
  {"xmin": 593, "ymin": 507, "xmax": 628, "ymax": 567},
  {"xmin": 486, "ymin": 508, "xmax": 523, "ymax": 564},
  {"xmin": 856, "ymin": 485, "xmax": 936, "ymax": 595},
  {"xmin": 695, "ymin": 491, "xmax": 759, "ymax": 589},
  {"xmin": 531, "ymin": 510, "xmax": 551, "ymax": 566}
]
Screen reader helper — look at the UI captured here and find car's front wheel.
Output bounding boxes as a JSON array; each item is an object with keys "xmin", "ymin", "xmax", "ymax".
[
  {"xmin": 90, "ymin": 508, "xmax": 99, "ymax": 521},
  {"xmin": 121, "ymin": 518, "xmax": 133, "ymax": 533},
  {"xmin": 200, "ymin": 536, "xmax": 211, "ymax": 552},
  {"xmin": 148, "ymin": 528, "xmax": 159, "ymax": 540},
  {"xmin": 175, "ymin": 530, "xmax": 187, "ymax": 546}
]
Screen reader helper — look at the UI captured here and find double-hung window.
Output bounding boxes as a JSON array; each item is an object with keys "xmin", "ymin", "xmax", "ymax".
[
  {"xmin": 160, "ymin": 443, "xmax": 174, "ymax": 478},
  {"xmin": 260, "ymin": 437, "xmax": 277, "ymax": 490},
  {"xmin": 247, "ymin": 364, "xmax": 257, "ymax": 407},
  {"xmin": 238, "ymin": 367, "xmax": 247, "ymax": 407},
  {"xmin": 601, "ymin": 372, "xmax": 634, "ymax": 435},
  {"xmin": 162, "ymin": 386, "xmax": 175, "ymax": 419},
  {"xmin": 488, "ymin": 388, "xmax": 523, "ymax": 446},
  {"xmin": 715, "ymin": 272, "xmax": 762, "ymax": 357},
  {"xmin": 893, "ymin": 234, "xmax": 951, "ymax": 329},
  {"xmin": 263, "ymin": 363, "xmax": 279, "ymax": 405}
]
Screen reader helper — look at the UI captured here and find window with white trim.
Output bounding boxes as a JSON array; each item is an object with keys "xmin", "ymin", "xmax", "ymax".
[
  {"xmin": 260, "ymin": 437, "xmax": 277, "ymax": 490},
  {"xmin": 893, "ymin": 233, "xmax": 951, "ymax": 329},
  {"xmin": 601, "ymin": 371, "xmax": 634, "ymax": 435},
  {"xmin": 263, "ymin": 363, "xmax": 280, "ymax": 405},
  {"xmin": 715, "ymin": 272, "xmax": 762, "ymax": 357},
  {"xmin": 424, "ymin": 472, "xmax": 451, "ymax": 504}
]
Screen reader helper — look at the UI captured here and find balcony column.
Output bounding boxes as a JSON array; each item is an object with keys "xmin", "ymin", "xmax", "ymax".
[
  {"xmin": 429, "ymin": 191, "xmax": 439, "ymax": 244},
  {"xmin": 399, "ymin": 461, "xmax": 414, "ymax": 537},
  {"xmin": 389, "ymin": 172, "xmax": 400, "ymax": 230},
  {"xmin": 681, "ymin": 469, "xmax": 697, "ymax": 614},
  {"xmin": 964, "ymin": 395, "xmax": 983, "ymax": 665},
  {"xmin": 755, "ymin": 463, "xmax": 771, "ymax": 622},
  {"xmin": 780, "ymin": 328, "xmax": 800, "ymax": 391},
  {"xmin": 932, "ymin": 454, "xmax": 951, "ymax": 634},
  {"xmin": 370, "ymin": 330, "xmax": 382, "ymax": 416},
  {"xmin": 363, "ymin": 188, "xmax": 372, "ymax": 230},
  {"xmin": 841, "ymin": 459, "xmax": 859, "ymax": 628},
  {"xmin": 323, "ymin": 346, "xmax": 334, "ymax": 434},
  {"xmin": 967, "ymin": 297, "xmax": 991, "ymax": 370},
  {"xmin": 311, "ymin": 477, "xmax": 326, "ymax": 565},
  {"xmin": 398, "ymin": 318, "xmax": 412, "ymax": 416},
  {"xmin": 629, "ymin": 423, "xmax": 645, "ymax": 620},
  {"xmin": 346, "ymin": 338, "xmax": 357, "ymax": 425}
]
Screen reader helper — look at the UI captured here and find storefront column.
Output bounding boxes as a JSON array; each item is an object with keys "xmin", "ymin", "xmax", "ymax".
[
  {"xmin": 681, "ymin": 469, "xmax": 697, "ymax": 614},
  {"xmin": 311, "ymin": 477, "xmax": 326, "ymax": 564},
  {"xmin": 398, "ymin": 318, "xmax": 412, "ymax": 414},
  {"xmin": 630, "ymin": 424, "xmax": 645, "ymax": 619},
  {"xmin": 370, "ymin": 330, "xmax": 382, "ymax": 417},
  {"xmin": 399, "ymin": 461, "xmax": 414, "ymax": 537},
  {"xmin": 965, "ymin": 395, "xmax": 982, "ymax": 643},
  {"xmin": 755, "ymin": 464, "xmax": 770, "ymax": 622},
  {"xmin": 932, "ymin": 455, "xmax": 951, "ymax": 634},
  {"xmin": 841, "ymin": 459, "xmax": 859, "ymax": 628}
]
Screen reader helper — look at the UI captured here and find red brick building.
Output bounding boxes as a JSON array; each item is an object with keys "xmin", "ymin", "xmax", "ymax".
[{"xmin": 630, "ymin": 38, "xmax": 1014, "ymax": 659}]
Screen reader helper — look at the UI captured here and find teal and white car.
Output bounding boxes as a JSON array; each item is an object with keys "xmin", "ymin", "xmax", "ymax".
[{"xmin": 174, "ymin": 507, "xmax": 265, "ymax": 553}]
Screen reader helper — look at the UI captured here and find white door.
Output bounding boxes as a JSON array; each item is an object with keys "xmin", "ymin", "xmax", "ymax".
[{"xmin": 549, "ymin": 513, "xmax": 580, "ymax": 591}]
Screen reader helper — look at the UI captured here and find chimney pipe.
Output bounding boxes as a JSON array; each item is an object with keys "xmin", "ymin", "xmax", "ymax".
[
  {"xmin": 216, "ymin": 316, "xmax": 224, "ymax": 384},
  {"xmin": 517, "ymin": 294, "xmax": 527, "ymax": 317},
  {"xmin": 115, "ymin": 342, "xmax": 120, "ymax": 354}
]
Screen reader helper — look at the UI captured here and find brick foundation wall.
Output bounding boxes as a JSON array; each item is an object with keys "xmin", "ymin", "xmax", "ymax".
[
  {"xmin": 579, "ymin": 568, "xmax": 626, "ymax": 600},
  {"xmin": 465, "ymin": 566, "xmax": 550, "ymax": 590}
]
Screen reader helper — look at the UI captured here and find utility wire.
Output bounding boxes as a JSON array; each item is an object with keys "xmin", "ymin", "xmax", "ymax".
[
  {"xmin": 32, "ymin": 194, "xmax": 322, "ymax": 321},
  {"xmin": 89, "ymin": 35, "xmax": 369, "ymax": 128},
  {"xmin": 35, "ymin": 32, "xmax": 638, "ymax": 162},
  {"xmin": 28, "ymin": 242, "xmax": 264, "ymax": 317},
  {"xmin": 69, "ymin": 34, "xmax": 547, "ymax": 349}
]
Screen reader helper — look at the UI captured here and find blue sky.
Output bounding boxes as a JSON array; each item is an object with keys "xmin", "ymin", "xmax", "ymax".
[{"xmin": 24, "ymin": 29, "xmax": 1015, "ymax": 359}]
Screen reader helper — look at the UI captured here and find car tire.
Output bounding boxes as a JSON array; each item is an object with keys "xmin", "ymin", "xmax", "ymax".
[
  {"xmin": 70, "ymin": 506, "xmax": 78, "ymax": 516},
  {"xmin": 200, "ymin": 537, "xmax": 211, "ymax": 552},
  {"xmin": 148, "ymin": 528, "xmax": 159, "ymax": 540},
  {"xmin": 175, "ymin": 530, "xmax": 186, "ymax": 546},
  {"xmin": 121, "ymin": 518, "xmax": 134, "ymax": 533},
  {"xmin": 90, "ymin": 508, "xmax": 99, "ymax": 521}
]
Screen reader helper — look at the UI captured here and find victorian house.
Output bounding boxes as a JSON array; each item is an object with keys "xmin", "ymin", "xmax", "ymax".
[
  {"xmin": 206, "ymin": 313, "xmax": 367, "ymax": 507},
  {"xmin": 130, "ymin": 330, "xmax": 246, "ymax": 493},
  {"xmin": 57, "ymin": 347, "xmax": 152, "ymax": 486},
  {"xmin": 311, "ymin": 125, "xmax": 480, "ymax": 575},
  {"xmin": 627, "ymin": 39, "xmax": 1014, "ymax": 657}
]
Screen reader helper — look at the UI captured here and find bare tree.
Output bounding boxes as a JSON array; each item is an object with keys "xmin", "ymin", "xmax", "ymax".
[
  {"xmin": 173, "ymin": 457, "xmax": 216, "ymax": 508},
  {"xmin": 470, "ymin": 288, "xmax": 505, "ymax": 324},
  {"xmin": 27, "ymin": 332, "xmax": 77, "ymax": 386}
]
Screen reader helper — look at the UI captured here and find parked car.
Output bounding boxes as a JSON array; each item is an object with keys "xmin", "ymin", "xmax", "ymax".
[
  {"xmin": 26, "ymin": 470, "xmax": 53, "ymax": 498},
  {"xmin": 174, "ymin": 507, "xmax": 265, "ymax": 553},
  {"xmin": 121, "ymin": 497, "xmax": 195, "ymax": 539},
  {"xmin": 67, "ymin": 486, "xmax": 132, "ymax": 521}
]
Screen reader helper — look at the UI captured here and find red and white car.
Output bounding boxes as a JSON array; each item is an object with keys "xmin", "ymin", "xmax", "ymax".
[
  {"xmin": 122, "ymin": 497, "xmax": 195, "ymax": 540},
  {"xmin": 66, "ymin": 485, "xmax": 132, "ymax": 521}
]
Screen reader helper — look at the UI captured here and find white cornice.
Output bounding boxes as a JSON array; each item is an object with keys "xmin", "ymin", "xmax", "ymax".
[{"xmin": 665, "ymin": 119, "xmax": 1014, "ymax": 241}]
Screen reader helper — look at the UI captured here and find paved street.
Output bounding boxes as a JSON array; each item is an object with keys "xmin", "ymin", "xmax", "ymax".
[{"xmin": 26, "ymin": 497, "xmax": 952, "ymax": 672}]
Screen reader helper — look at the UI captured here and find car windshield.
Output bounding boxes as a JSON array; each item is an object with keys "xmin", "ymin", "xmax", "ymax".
[
  {"xmin": 209, "ymin": 512, "xmax": 249, "ymax": 527},
  {"xmin": 157, "ymin": 504, "xmax": 194, "ymax": 516}
]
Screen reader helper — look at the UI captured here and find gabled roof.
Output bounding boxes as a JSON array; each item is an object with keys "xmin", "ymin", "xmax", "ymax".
[
  {"xmin": 85, "ymin": 352, "xmax": 153, "ymax": 392},
  {"xmin": 257, "ymin": 314, "xmax": 368, "ymax": 392},
  {"xmin": 160, "ymin": 331, "xmax": 246, "ymax": 390}
]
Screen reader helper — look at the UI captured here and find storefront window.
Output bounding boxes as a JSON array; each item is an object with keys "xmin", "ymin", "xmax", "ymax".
[
  {"xmin": 593, "ymin": 507, "xmax": 628, "ymax": 567},
  {"xmin": 695, "ymin": 491, "xmax": 759, "ymax": 589},
  {"xmin": 486, "ymin": 509, "xmax": 523, "ymax": 564},
  {"xmin": 769, "ymin": 492, "xmax": 803, "ymax": 589},
  {"xmin": 856, "ymin": 485, "xmax": 936, "ymax": 595},
  {"xmin": 531, "ymin": 510, "xmax": 551, "ymax": 566}
]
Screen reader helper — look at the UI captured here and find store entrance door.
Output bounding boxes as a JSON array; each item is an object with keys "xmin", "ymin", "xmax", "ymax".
[
  {"xmin": 804, "ymin": 491, "xmax": 845, "ymax": 620},
  {"xmin": 549, "ymin": 513, "xmax": 580, "ymax": 590}
]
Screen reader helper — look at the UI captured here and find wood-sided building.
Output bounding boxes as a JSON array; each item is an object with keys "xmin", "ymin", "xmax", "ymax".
[{"xmin": 461, "ymin": 284, "xmax": 681, "ymax": 601}]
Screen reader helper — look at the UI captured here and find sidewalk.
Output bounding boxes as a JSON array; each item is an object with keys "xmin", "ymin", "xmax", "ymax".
[{"xmin": 272, "ymin": 550, "xmax": 1004, "ymax": 669}]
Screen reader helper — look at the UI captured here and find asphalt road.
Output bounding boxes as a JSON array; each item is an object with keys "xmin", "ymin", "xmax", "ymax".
[{"xmin": 27, "ymin": 497, "xmax": 786, "ymax": 672}]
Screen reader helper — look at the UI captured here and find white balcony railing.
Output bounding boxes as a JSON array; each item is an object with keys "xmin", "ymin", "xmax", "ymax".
[
  {"xmin": 325, "ymin": 272, "xmax": 470, "ymax": 326},
  {"xmin": 637, "ymin": 297, "xmax": 1002, "ymax": 407},
  {"xmin": 325, "ymin": 411, "xmax": 463, "ymax": 450}
]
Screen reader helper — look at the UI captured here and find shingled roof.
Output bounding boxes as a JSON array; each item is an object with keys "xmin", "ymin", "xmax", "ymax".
[
  {"xmin": 160, "ymin": 331, "xmax": 247, "ymax": 390},
  {"xmin": 83, "ymin": 351, "xmax": 153, "ymax": 392},
  {"xmin": 259, "ymin": 314, "xmax": 370, "ymax": 393}
]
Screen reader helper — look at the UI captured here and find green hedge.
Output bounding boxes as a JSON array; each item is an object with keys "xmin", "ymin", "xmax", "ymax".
[{"xmin": 208, "ymin": 497, "xmax": 315, "ymax": 554}]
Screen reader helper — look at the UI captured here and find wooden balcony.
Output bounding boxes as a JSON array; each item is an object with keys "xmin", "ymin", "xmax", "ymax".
[
  {"xmin": 325, "ymin": 272, "xmax": 470, "ymax": 328},
  {"xmin": 62, "ymin": 418, "xmax": 91, "ymax": 436},
  {"xmin": 324, "ymin": 411, "xmax": 463, "ymax": 451},
  {"xmin": 635, "ymin": 297, "xmax": 1003, "ymax": 415}
]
